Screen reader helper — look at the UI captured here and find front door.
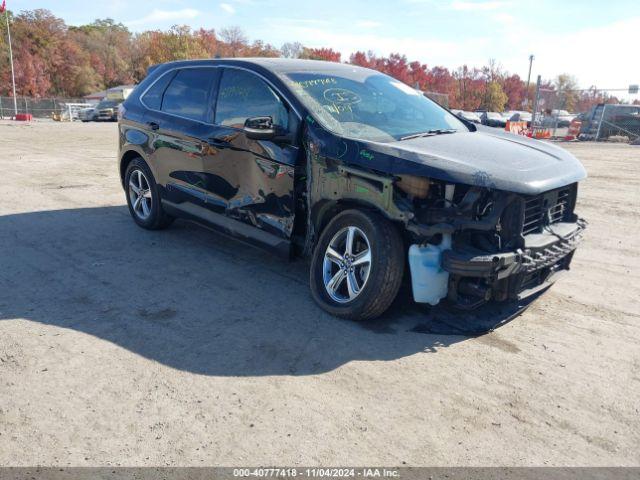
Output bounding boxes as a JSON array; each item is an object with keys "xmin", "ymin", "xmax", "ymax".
[{"xmin": 201, "ymin": 67, "xmax": 300, "ymax": 241}]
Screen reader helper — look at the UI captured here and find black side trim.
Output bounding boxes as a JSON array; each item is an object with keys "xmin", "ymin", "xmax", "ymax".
[{"xmin": 162, "ymin": 200, "xmax": 291, "ymax": 259}]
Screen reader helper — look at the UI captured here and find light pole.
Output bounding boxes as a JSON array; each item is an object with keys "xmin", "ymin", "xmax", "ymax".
[
  {"xmin": 2, "ymin": 2, "xmax": 18, "ymax": 117},
  {"xmin": 525, "ymin": 54, "xmax": 534, "ymax": 109}
]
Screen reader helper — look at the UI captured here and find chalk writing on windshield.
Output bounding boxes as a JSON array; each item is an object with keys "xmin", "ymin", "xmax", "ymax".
[
  {"xmin": 323, "ymin": 88, "xmax": 361, "ymax": 105},
  {"xmin": 294, "ymin": 78, "xmax": 338, "ymax": 89},
  {"xmin": 323, "ymin": 103, "xmax": 353, "ymax": 115}
]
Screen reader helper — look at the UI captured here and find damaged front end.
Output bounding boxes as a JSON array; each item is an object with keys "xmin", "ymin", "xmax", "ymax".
[
  {"xmin": 403, "ymin": 180, "xmax": 586, "ymax": 309},
  {"xmin": 301, "ymin": 118, "xmax": 586, "ymax": 312}
]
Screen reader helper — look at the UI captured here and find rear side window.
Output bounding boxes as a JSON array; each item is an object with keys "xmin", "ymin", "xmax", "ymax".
[
  {"xmin": 141, "ymin": 70, "xmax": 176, "ymax": 110},
  {"xmin": 215, "ymin": 69, "xmax": 288, "ymax": 129},
  {"xmin": 161, "ymin": 68, "xmax": 216, "ymax": 122}
]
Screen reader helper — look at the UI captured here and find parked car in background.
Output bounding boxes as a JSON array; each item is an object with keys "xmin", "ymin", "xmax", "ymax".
[
  {"xmin": 118, "ymin": 58, "xmax": 587, "ymax": 320},
  {"xmin": 452, "ymin": 110, "xmax": 481, "ymax": 123},
  {"xmin": 81, "ymin": 86, "xmax": 135, "ymax": 122},
  {"xmin": 79, "ymin": 106, "xmax": 97, "ymax": 122},
  {"xmin": 94, "ymin": 99, "xmax": 123, "ymax": 122},
  {"xmin": 462, "ymin": 111, "xmax": 482, "ymax": 123},
  {"xmin": 551, "ymin": 110, "xmax": 576, "ymax": 128},
  {"xmin": 480, "ymin": 111, "xmax": 507, "ymax": 128},
  {"xmin": 79, "ymin": 99, "xmax": 122, "ymax": 122}
]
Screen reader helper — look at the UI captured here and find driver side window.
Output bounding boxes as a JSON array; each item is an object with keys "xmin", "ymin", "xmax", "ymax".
[{"xmin": 215, "ymin": 69, "xmax": 288, "ymax": 129}]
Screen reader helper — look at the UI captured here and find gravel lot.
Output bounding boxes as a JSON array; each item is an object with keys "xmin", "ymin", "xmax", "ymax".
[{"xmin": 0, "ymin": 121, "xmax": 639, "ymax": 466}]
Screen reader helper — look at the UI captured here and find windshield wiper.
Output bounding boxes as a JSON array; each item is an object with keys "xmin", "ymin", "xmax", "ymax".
[{"xmin": 399, "ymin": 129, "xmax": 457, "ymax": 141}]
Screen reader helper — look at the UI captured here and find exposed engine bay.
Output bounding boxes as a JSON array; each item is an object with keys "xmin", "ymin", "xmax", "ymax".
[{"xmin": 397, "ymin": 177, "xmax": 586, "ymax": 309}]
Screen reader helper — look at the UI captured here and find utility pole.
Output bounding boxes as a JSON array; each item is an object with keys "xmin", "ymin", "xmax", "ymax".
[
  {"xmin": 532, "ymin": 75, "xmax": 541, "ymax": 131},
  {"xmin": 525, "ymin": 54, "xmax": 534, "ymax": 109},
  {"xmin": 3, "ymin": 5, "xmax": 18, "ymax": 117}
]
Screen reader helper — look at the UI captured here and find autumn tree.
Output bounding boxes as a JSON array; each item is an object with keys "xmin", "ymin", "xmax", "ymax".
[
  {"xmin": 69, "ymin": 19, "xmax": 134, "ymax": 91},
  {"xmin": 502, "ymin": 74, "xmax": 525, "ymax": 110},
  {"xmin": 242, "ymin": 39, "xmax": 280, "ymax": 58},
  {"xmin": 130, "ymin": 25, "xmax": 215, "ymax": 81},
  {"xmin": 2, "ymin": 10, "xmax": 62, "ymax": 96},
  {"xmin": 407, "ymin": 61, "xmax": 430, "ymax": 90},
  {"xmin": 0, "ymin": 7, "xmax": 594, "ymax": 110},
  {"xmin": 349, "ymin": 51, "xmax": 373, "ymax": 68},
  {"xmin": 218, "ymin": 26, "xmax": 247, "ymax": 57},
  {"xmin": 454, "ymin": 65, "xmax": 485, "ymax": 110},
  {"xmin": 554, "ymin": 74, "xmax": 579, "ymax": 111},
  {"xmin": 301, "ymin": 47, "xmax": 341, "ymax": 62},
  {"xmin": 424, "ymin": 66, "xmax": 457, "ymax": 101},
  {"xmin": 481, "ymin": 58, "xmax": 503, "ymax": 84}
]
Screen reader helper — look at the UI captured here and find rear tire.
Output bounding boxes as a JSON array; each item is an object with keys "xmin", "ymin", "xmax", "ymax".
[
  {"xmin": 124, "ymin": 157, "xmax": 174, "ymax": 230},
  {"xmin": 310, "ymin": 209, "xmax": 404, "ymax": 321}
]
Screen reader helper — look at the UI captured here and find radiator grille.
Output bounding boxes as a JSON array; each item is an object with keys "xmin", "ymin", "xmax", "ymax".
[{"xmin": 522, "ymin": 186, "xmax": 573, "ymax": 235}]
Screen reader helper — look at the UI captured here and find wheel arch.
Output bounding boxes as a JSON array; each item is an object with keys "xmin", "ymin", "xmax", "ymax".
[
  {"xmin": 311, "ymin": 199, "xmax": 406, "ymax": 249},
  {"xmin": 308, "ymin": 198, "xmax": 406, "ymax": 320},
  {"xmin": 119, "ymin": 148, "xmax": 150, "ymax": 188}
]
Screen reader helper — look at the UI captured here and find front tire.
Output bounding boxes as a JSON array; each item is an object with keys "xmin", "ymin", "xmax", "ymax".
[
  {"xmin": 310, "ymin": 209, "xmax": 404, "ymax": 321},
  {"xmin": 124, "ymin": 158, "xmax": 174, "ymax": 230}
]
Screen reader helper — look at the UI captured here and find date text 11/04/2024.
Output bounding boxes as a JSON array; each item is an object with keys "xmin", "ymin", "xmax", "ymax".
[{"xmin": 233, "ymin": 468, "xmax": 400, "ymax": 477}]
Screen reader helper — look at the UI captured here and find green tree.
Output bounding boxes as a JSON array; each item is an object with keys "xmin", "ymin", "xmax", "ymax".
[{"xmin": 484, "ymin": 81, "xmax": 508, "ymax": 111}]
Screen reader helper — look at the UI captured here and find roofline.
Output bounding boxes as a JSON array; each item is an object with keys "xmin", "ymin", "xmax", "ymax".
[{"xmin": 149, "ymin": 57, "xmax": 382, "ymax": 75}]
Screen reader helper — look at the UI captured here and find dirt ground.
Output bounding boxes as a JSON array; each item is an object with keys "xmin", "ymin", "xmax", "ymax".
[{"xmin": 0, "ymin": 120, "xmax": 638, "ymax": 467}]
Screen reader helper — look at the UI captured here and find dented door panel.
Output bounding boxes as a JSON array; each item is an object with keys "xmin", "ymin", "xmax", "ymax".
[{"xmin": 200, "ymin": 125, "xmax": 298, "ymax": 239}]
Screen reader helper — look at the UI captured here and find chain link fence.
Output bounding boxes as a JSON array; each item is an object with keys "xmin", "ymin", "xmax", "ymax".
[
  {"xmin": 0, "ymin": 96, "xmax": 92, "ymax": 120},
  {"xmin": 578, "ymin": 103, "xmax": 640, "ymax": 142},
  {"xmin": 530, "ymin": 79, "xmax": 573, "ymax": 139}
]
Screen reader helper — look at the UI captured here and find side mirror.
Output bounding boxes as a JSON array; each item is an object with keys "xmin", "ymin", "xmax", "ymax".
[{"xmin": 244, "ymin": 116, "xmax": 277, "ymax": 140}]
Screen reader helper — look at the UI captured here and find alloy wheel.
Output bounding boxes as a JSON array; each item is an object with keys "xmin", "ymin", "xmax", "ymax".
[
  {"xmin": 128, "ymin": 169, "xmax": 153, "ymax": 220},
  {"xmin": 322, "ymin": 226, "xmax": 372, "ymax": 303}
]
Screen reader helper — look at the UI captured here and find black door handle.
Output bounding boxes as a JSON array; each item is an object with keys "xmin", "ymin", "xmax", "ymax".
[{"xmin": 147, "ymin": 121, "xmax": 160, "ymax": 131}]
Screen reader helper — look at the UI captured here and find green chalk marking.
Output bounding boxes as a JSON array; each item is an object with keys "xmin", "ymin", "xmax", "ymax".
[{"xmin": 359, "ymin": 150, "xmax": 374, "ymax": 161}]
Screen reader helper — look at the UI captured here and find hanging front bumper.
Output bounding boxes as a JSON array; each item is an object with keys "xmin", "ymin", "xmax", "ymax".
[{"xmin": 442, "ymin": 219, "xmax": 586, "ymax": 309}]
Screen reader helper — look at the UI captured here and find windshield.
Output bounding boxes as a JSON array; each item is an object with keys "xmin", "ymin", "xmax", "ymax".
[{"xmin": 281, "ymin": 71, "xmax": 466, "ymax": 142}]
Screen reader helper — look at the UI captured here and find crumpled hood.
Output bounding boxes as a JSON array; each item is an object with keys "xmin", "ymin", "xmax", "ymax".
[{"xmin": 365, "ymin": 128, "xmax": 587, "ymax": 195}]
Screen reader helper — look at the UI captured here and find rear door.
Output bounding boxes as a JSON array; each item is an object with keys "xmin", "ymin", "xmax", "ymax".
[
  {"xmin": 202, "ymin": 67, "xmax": 300, "ymax": 241},
  {"xmin": 141, "ymin": 67, "xmax": 218, "ymax": 207}
]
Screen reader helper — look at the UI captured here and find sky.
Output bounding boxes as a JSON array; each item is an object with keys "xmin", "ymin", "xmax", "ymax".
[{"xmin": 5, "ymin": 0, "xmax": 640, "ymax": 96}]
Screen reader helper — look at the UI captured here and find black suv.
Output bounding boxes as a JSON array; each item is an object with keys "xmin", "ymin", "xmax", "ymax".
[{"xmin": 118, "ymin": 58, "xmax": 587, "ymax": 321}]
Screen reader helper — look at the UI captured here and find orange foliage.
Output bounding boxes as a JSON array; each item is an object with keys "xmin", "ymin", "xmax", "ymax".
[{"xmin": 0, "ymin": 8, "xmax": 629, "ymax": 113}]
